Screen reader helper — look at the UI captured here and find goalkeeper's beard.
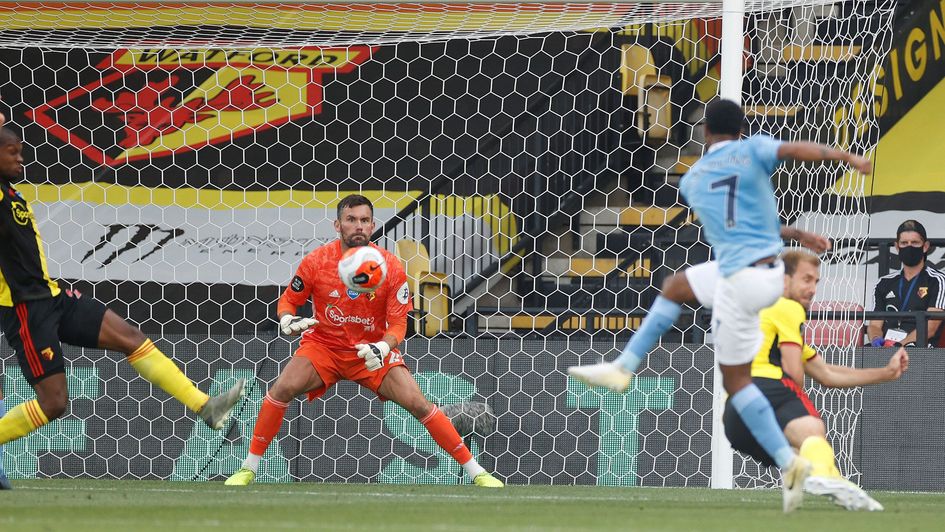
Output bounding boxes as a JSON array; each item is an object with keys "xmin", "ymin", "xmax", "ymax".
[{"xmin": 344, "ymin": 234, "xmax": 370, "ymax": 248}]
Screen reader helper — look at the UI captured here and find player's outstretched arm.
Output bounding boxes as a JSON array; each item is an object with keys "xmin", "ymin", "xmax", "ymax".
[
  {"xmin": 276, "ymin": 296, "xmax": 316, "ymax": 336},
  {"xmin": 805, "ymin": 347, "xmax": 908, "ymax": 388},
  {"xmin": 777, "ymin": 142, "xmax": 872, "ymax": 174},
  {"xmin": 781, "ymin": 225, "xmax": 831, "ymax": 254}
]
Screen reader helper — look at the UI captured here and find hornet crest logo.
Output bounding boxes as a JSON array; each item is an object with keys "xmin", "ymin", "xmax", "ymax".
[{"xmin": 28, "ymin": 47, "xmax": 373, "ymax": 166}]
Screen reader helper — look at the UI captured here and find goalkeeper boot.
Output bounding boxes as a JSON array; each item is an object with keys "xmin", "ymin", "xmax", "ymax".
[
  {"xmin": 224, "ymin": 468, "xmax": 256, "ymax": 486},
  {"xmin": 473, "ymin": 472, "xmax": 504, "ymax": 488},
  {"xmin": 199, "ymin": 378, "xmax": 247, "ymax": 430},
  {"xmin": 782, "ymin": 455, "xmax": 812, "ymax": 513},
  {"xmin": 567, "ymin": 362, "xmax": 633, "ymax": 393},
  {"xmin": 805, "ymin": 476, "xmax": 884, "ymax": 511}
]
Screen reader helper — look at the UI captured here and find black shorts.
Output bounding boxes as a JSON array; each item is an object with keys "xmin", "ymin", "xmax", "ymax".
[
  {"xmin": 722, "ymin": 376, "xmax": 821, "ymax": 467},
  {"xmin": 0, "ymin": 289, "xmax": 107, "ymax": 385}
]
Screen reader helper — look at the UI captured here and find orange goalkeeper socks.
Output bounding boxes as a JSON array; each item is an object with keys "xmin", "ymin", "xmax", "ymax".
[
  {"xmin": 420, "ymin": 405, "xmax": 474, "ymax": 465},
  {"xmin": 0, "ymin": 399, "xmax": 49, "ymax": 445},
  {"xmin": 127, "ymin": 339, "xmax": 209, "ymax": 413},
  {"xmin": 248, "ymin": 393, "xmax": 289, "ymax": 457}
]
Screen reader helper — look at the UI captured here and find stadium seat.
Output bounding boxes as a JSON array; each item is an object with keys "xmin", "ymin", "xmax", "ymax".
[
  {"xmin": 619, "ymin": 44, "xmax": 672, "ymax": 142},
  {"xmin": 508, "ymin": 312, "xmax": 642, "ymax": 333},
  {"xmin": 804, "ymin": 301, "xmax": 865, "ymax": 347},
  {"xmin": 781, "ymin": 44, "xmax": 862, "ymax": 62},
  {"xmin": 395, "ymin": 239, "xmax": 451, "ymax": 336},
  {"xmin": 620, "ymin": 44, "xmax": 657, "ymax": 97},
  {"xmin": 618, "ymin": 206, "xmax": 689, "ymax": 228},
  {"xmin": 671, "ymin": 155, "xmax": 699, "ymax": 176},
  {"xmin": 637, "ymin": 73, "xmax": 672, "ymax": 143}
]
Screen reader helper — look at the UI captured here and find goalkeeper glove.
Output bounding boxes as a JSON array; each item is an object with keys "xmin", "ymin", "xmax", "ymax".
[
  {"xmin": 355, "ymin": 341, "xmax": 390, "ymax": 372},
  {"xmin": 280, "ymin": 314, "xmax": 317, "ymax": 336}
]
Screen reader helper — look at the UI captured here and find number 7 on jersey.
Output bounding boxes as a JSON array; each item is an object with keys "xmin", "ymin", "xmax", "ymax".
[{"xmin": 710, "ymin": 175, "xmax": 739, "ymax": 228}]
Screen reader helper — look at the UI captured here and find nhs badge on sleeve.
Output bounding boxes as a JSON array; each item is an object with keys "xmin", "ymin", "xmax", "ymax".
[{"xmin": 347, "ymin": 288, "xmax": 361, "ymax": 299}]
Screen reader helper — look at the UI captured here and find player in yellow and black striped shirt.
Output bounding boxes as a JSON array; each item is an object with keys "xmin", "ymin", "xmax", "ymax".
[
  {"xmin": 0, "ymin": 127, "xmax": 246, "ymax": 488},
  {"xmin": 723, "ymin": 250, "xmax": 907, "ymax": 511}
]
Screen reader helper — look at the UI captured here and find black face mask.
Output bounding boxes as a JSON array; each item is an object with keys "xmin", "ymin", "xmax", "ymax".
[{"xmin": 899, "ymin": 245, "xmax": 926, "ymax": 267}]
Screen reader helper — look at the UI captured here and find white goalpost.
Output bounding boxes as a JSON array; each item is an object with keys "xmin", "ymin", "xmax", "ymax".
[{"xmin": 709, "ymin": 0, "xmax": 745, "ymax": 491}]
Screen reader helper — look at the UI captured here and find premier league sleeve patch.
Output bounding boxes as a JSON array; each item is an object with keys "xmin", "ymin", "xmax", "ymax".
[{"xmin": 291, "ymin": 275, "xmax": 304, "ymax": 292}]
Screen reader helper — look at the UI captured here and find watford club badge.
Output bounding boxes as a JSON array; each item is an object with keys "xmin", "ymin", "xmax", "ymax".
[{"xmin": 28, "ymin": 48, "xmax": 373, "ymax": 166}]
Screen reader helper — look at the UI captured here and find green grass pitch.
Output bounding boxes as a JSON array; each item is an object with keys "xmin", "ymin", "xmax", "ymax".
[{"xmin": 1, "ymin": 479, "xmax": 943, "ymax": 531}]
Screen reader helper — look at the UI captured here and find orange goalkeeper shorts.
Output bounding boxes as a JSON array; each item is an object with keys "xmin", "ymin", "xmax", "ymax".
[{"xmin": 295, "ymin": 341, "xmax": 407, "ymax": 401}]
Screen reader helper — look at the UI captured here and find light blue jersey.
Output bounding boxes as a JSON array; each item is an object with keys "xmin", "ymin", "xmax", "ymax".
[{"xmin": 679, "ymin": 135, "xmax": 784, "ymax": 277}]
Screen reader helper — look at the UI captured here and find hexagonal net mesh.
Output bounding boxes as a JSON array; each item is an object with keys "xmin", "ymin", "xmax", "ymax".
[{"xmin": 0, "ymin": 1, "xmax": 893, "ymax": 487}]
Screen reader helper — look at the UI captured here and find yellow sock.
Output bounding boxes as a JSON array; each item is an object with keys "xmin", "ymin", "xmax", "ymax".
[
  {"xmin": 128, "ymin": 339, "xmax": 209, "ymax": 413},
  {"xmin": 0, "ymin": 399, "xmax": 49, "ymax": 445},
  {"xmin": 800, "ymin": 436, "xmax": 841, "ymax": 477}
]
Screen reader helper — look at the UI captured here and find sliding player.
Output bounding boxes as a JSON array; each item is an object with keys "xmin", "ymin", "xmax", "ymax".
[
  {"xmin": 0, "ymin": 128, "xmax": 245, "ymax": 477},
  {"xmin": 724, "ymin": 250, "xmax": 902, "ymax": 511}
]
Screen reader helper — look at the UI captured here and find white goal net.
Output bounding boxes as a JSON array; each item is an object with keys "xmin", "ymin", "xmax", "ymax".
[{"xmin": 0, "ymin": 1, "xmax": 894, "ymax": 487}]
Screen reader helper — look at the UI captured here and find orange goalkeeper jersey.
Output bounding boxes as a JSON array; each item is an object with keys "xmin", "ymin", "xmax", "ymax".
[{"xmin": 279, "ymin": 240, "xmax": 412, "ymax": 351}]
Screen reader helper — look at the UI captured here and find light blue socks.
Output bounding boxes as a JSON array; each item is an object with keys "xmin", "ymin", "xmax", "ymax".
[
  {"xmin": 616, "ymin": 296, "xmax": 682, "ymax": 372},
  {"xmin": 730, "ymin": 383, "xmax": 795, "ymax": 468}
]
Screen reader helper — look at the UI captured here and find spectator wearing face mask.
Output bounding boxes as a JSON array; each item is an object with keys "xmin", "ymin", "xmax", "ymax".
[{"xmin": 868, "ymin": 220, "xmax": 945, "ymax": 347}]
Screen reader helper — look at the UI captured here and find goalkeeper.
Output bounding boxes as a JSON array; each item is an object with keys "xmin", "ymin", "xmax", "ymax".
[
  {"xmin": 225, "ymin": 194, "xmax": 502, "ymax": 487},
  {"xmin": 0, "ymin": 128, "xmax": 245, "ymax": 465},
  {"xmin": 723, "ymin": 250, "xmax": 906, "ymax": 511}
]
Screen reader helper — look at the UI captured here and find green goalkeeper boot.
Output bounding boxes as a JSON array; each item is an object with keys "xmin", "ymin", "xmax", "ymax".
[
  {"xmin": 224, "ymin": 468, "xmax": 256, "ymax": 486},
  {"xmin": 473, "ymin": 472, "xmax": 504, "ymax": 488}
]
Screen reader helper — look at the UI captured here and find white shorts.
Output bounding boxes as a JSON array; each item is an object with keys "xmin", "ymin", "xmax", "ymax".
[{"xmin": 685, "ymin": 260, "xmax": 785, "ymax": 366}]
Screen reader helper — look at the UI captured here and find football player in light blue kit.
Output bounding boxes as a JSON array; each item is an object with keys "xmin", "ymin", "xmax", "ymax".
[{"xmin": 569, "ymin": 99, "xmax": 872, "ymax": 512}]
